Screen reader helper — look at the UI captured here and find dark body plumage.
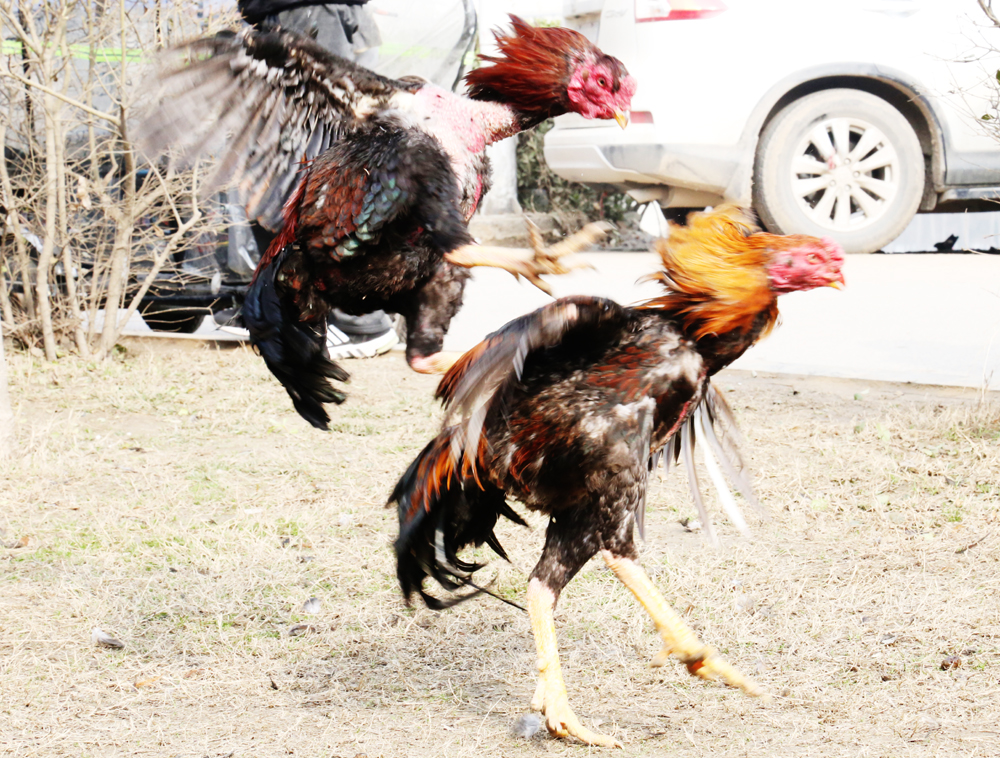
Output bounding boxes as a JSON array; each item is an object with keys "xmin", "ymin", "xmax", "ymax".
[
  {"xmin": 393, "ymin": 296, "xmax": 749, "ymax": 602},
  {"xmin": 244, "ymin": 122, "xmax": 474, "ymax": 426},
  {"xmin": 140, "ymin": 20, "xmax": 636, "ymax": 429},
  {"xmin": 390, "ymin": 208, "xmax": 846, "ymax": 746}
]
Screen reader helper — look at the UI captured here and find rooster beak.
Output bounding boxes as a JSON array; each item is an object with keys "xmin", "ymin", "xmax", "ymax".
[
  {"xmin": 613, "ymin": 109, "xmax": 629, "ymax": 129},
  {"xmin": 828, "ymin": 273, "xmax": 846, "ymax": 290}
]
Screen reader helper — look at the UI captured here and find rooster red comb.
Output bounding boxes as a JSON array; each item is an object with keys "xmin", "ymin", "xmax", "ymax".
[{"xmin": 465, "ymin": 15, "xmax": 636, "ymax": 124}]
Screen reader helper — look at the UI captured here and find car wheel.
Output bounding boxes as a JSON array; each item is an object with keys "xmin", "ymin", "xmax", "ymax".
[
  {"xmin": 753, "ymin": 88, "xmax": 924, "ymax": 254},
  {"xmin": 141, "ymin": 303, "xmax": 207, "ymax": 334}
]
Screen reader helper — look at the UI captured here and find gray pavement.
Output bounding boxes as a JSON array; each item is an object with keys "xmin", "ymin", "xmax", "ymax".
[{"xmin": 443, "ymin": 251, "xmax": 1000, "ymax": 392}]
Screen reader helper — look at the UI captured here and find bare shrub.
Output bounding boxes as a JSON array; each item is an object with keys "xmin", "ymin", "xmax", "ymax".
[{"xmin": 0, "ymin": 0, "xmax": 236, "ymax": 360}]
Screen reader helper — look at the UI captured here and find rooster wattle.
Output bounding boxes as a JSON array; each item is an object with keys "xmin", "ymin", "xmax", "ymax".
[{"xmin": 140, "ymin": 17, "xmax": 635, "ymax": 429}]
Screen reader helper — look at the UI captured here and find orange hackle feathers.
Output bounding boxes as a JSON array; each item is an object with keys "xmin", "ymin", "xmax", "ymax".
[
  {"xmin": 465, "ymin": 16, "xmax": 589, "ymax": 116},
  {"xmin": 638, "ymin": 205, "xmax": 780, "ymax": 339}
]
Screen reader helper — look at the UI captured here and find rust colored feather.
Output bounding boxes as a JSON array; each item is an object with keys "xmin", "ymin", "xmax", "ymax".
[
  {"xmin": 405, "ymin": 430, "xmax": 489, "ymax": 523},
  {"xmin": 465, "ymin": 16, "xmax": 591, "ymax": 117},
  {"xmin": 407, "ymin": 434, "xmax": 457, "ymax": 522},
  {"xmin": 252, "ymin": 169, "xmax": 309, "ymax": 281},
  {"xmin": 436, "ymin": 337, "xmax": 496, "ymax": 405},
  {"xmin": 637, "ymin": 206, "xmax": 779, "ymax": 339}
]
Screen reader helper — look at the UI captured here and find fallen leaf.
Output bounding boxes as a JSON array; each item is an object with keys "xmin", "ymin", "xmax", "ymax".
[{"xmin": 134, "ymin": 676, "xmax": 161, "ymax": 688}]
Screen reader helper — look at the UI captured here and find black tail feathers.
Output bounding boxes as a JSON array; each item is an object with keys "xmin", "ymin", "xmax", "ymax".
[
  {"xmin": 390, "ymin": 431, "xmax": 526, "ymax": 610},
  {"xmin": 243, "ymin": 247, "xmax": 349, "ymax": 430}
]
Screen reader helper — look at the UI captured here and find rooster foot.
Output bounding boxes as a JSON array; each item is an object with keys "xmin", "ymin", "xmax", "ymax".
[
  {"xmin": 445, "ymin": 219, "xmax": 612, "ymax": 295},
  {"xmin": 409, "ymin": 352, "xmax": 463, "ymax": 375},
  {"xmin": 530, "ymin": 669, "xmax": 621, "ymax": 748},
  {"xmin": 602, "ymin": 550, "xmax": 767, "ymax": 700}
]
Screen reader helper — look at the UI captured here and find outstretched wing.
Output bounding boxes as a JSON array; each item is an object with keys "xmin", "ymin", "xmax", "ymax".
[
  {"xmin": 139, "ymin": 27, "xmax": 416, "ymax": 228},
  {"xmin": 436, "ymin": 296, "xmax": 632, "ymax": 475}
]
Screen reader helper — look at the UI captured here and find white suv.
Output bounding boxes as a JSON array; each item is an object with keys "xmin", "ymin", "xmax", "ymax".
[{"xmin": 544, "ymin": 0, "xmax": 1000, "ymax": 253}]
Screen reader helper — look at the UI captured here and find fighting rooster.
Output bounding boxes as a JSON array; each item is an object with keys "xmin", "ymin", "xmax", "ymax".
[
  {"xmin": 390, "ymin": 206, "xmax": 845, "ymax": 747},
  {"xmin": 139, "ymin": 17, "xmax": 635, "ymax": 429}
]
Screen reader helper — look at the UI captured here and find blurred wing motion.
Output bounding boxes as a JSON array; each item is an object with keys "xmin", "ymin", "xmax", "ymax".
[
  {"xmin": 140, "ymin": 28, "xmax": 406, "ymax": 228},
  {"xmin": 390, "ymin": 205, "xmax": 845, "ymax": 747}
]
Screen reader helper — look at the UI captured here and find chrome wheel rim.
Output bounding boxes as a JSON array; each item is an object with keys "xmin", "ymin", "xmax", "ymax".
[{"xmin": 789, "ymin": 116, "xmax": 899, "ymax": 232}]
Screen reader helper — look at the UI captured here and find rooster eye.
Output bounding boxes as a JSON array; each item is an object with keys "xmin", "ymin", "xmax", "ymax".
[
  {"xmin": 598, "ymin": 77, "xmax": 607, "ymax": 87},
  {"xmin": 807, "ymin": 254, "xmax": 819, "ymax": 263}
]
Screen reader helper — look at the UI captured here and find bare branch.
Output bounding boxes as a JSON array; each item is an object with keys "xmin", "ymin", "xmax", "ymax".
[
  {"xmin": 979, "ymin": 0, "xmax": 1000, "ymax": 28},
  {"xmin": 0, "ymin": 66, "xmax": 120, "ymax": 126}
]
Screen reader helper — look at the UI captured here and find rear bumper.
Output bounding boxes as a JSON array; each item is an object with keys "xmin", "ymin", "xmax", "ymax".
[{"xmin": 543, "ymin": 124, "xmax": 744, "ymax": 200}]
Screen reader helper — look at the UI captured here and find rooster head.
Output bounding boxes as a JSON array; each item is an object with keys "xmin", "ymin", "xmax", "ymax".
[
  {"xmin": 565, "ymin": 47, "xmax": 635, "ymax": 126},
  {"xmin": 465, "ymin": 16, "xmax": 636, "ymax": 126},
  {"xmin": 638, "ymin": 206, "xmax": 845, "ymax": 339},
  {"xmin": 764, "ymin": 236, "xmax": 846, "ymax": 293}
]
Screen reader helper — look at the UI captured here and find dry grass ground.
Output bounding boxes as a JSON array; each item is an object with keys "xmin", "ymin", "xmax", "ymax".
[{"xmin": 2, "ymin": 345, "xmax": 999, "ymax": 758}]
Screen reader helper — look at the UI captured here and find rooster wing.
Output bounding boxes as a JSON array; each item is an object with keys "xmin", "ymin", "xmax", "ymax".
[
  {"xmin": 139, "ymin": 27, "xmax": 416, "ymax": 228},
  {"xmin": 435, "ymin": 297, "xmax": 760, "ymax": 538},
  {"xmin": 435, "ymin": 296, "xmax": 632, "ymax": 474}
]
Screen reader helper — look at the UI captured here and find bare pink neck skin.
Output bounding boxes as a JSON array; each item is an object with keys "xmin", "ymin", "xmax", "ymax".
[
  {"xmin": 409, "ymin": 85, "xmax": 531, "ymax": 151},
  {"xmin": 471, "ymin": 99, "xmax": 523, "ymax": 145}
]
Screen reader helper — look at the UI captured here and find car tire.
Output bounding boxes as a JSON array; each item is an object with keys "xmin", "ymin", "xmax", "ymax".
[
  {"xmin": 753, "ymin": 89, "xmax": 924, "ymax": 254},
  {"xmin": 141, "ymin": 304, "xmax": 206, "ymax": 334}
]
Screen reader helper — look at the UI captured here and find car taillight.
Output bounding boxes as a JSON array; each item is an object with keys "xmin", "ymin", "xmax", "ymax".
[{"xmin": 635, "ymin": 0, "xmax": 727, "ymax": 22}]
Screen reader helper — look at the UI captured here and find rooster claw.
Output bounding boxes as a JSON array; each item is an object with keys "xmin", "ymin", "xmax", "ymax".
[
  {"xmin": 531, "ymin": 680, "xmax": 622, "ymax": 748},
  {"xmin": 650, "ymin": 642, "xmax": 766, "ymax": 699},
  {"xmin": 444, "ymin": 218, "xmax": 611, "ymax": 296}
]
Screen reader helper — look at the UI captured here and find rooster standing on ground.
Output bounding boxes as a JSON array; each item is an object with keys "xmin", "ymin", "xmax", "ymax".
[
  {"xmin": 390, "ymin": 207, "xmax": 845, "ymax": 747},
  {"xmin": 140, "ymin": 17, "xmax": 635, "ymax": 429}
]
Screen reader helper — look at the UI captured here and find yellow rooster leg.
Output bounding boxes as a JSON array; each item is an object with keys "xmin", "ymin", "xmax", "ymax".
[
  {"xmin": 600, "ymin": 550, "xmax": 766, "ymax": 699},
  {"xmin": 409, "ymin": 352, "xmax": 463, "ymax": 375},
  {"xmin": 526, "ymin": 578, "xmax": 622, "ymax": 748},
  {"xmin": 444, "ymin": 219, "xmax": 610, "ymax": 295}
]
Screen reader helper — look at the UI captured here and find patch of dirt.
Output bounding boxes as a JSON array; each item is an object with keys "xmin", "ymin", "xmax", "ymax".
[{"xmin": 1, "ymin": 348, "xmax": 998, "ymax": 757}]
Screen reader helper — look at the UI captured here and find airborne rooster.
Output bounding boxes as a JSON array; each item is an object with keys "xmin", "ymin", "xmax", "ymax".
[
  {"xmin": 390, "ymin": 207, "xmax": 845, "ymax": 747},
  {"xmin": 139, "ymin": 17, "xmax": 635, "ymax": 429}
]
